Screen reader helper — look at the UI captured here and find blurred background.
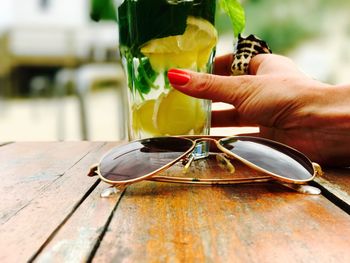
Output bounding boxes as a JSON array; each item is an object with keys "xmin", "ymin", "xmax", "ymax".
[{"xmin": 0, "ymin": 0, "xmax": 350, "ymax": 141}]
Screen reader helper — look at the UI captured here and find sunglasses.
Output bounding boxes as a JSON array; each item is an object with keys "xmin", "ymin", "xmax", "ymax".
[{"xmin": 88, "ymin": 135, "xmax": 323, "ymax": 195}]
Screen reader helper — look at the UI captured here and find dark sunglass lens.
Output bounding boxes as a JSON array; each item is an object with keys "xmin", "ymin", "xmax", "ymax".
[
  {"xmin": 219, "ymin": 137, "xmax": 314, "ymax": 181},
  {"xmin": 100, "ymin": 137, "xmax": 194, "ymax": 182}
]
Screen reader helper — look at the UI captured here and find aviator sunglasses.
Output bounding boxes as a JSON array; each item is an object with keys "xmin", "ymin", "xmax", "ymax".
[{"xmin": 88, "ymin": 135, "xmax": 323, "ymax": 194}]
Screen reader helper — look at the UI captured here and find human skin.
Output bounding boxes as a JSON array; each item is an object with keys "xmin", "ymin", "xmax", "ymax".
[{"xmin": 167, "ymin": 54, "xmax": 350, "ymax": 167}]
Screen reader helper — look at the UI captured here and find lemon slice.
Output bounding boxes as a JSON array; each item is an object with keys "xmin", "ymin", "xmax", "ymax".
[
  {"xmin": 140, "ymin": 16, "xmax": 217, "ymax": 71},
  {"xmin": 194, "ymin": 99, "xmax": 207, "ymax": 133},
  {"xmin": 132, "ymin": 100, "xmax": 160, "ymax": 136},
  {"xmin": 131, "ymin": 104, "xmax": 140, "ymax": 133},
  {"xmin": 154, "ymin": 90, "xmax": 207, "ymax": 135}
]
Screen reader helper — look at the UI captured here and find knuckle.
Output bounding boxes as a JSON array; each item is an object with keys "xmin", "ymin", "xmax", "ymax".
[{"xmin": 195, "ymin": 73, "xmax": 217, "ymax": 95}]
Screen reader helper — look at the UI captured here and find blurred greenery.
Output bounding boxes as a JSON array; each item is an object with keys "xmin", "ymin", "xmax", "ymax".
[
  {"xmin": 91, "ymin": 0, "xmax": 349, "ymax": 53},
  {"xmin": 244, "ymin": 0, "xmax": 326, "ymax": 53},
  {"xmin": 90, "ymin": 0, "xmax": 116, "ymax": 21},
  {"xmin": 217, "ymin": 0, "xmax": 317, "ymax": 53},
  {"xmin": 217, "ymin": 0, "xmax": 350, "ymax": 53}
]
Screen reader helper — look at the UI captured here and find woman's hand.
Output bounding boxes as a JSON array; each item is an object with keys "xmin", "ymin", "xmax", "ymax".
[{"xmin": 167, "ymin": 54, "xmax": 350, "ymax": 166}]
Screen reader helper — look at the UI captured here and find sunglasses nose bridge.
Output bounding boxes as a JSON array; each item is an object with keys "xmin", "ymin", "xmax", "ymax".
[
  {"xmin": 193, "ymin": 137, "xmax": 222, "ymax": 154},
  {"xmin": 194, "ymin": 137, "xmax": 218, "ymax": 144}
]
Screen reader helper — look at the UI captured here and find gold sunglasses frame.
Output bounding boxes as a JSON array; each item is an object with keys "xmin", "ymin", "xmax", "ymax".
[{"xmin": 89, "ymin": 135, "xmax": 323, "ymax": 193}]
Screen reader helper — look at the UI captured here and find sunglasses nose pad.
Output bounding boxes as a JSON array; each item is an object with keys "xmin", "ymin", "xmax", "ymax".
[
  {"xmin": 216, "ymin": 154, "xmax": 235, "ymax": 173},
  {"xmin": 87, "ymin": 164, "xmax": 98, "ymax": 177}
]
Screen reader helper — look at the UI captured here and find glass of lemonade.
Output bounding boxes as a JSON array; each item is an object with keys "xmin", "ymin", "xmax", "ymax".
[{"xmin": 116, "ymin": 0, "xmax": 217, "ymax": 140}]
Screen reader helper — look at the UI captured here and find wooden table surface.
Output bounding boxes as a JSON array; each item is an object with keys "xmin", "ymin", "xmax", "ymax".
[{"xmin": 0, "ymin": 141, "xmax": 349, "ymax": 263}]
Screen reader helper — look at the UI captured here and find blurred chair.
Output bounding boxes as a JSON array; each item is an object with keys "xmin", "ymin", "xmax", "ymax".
[
  {"xmin": 53, "ymin": 68, "xmax": 76, "ymax": 140},
  {"xmin": 1, "ymin": 26, "xmax": 80, "ymax": 97},
  {"xmin": 0, "ymin": 33, "xmax": 12, "ymax": 97},
  {"xmin": 29, "ymin": 75, "xmax": 51, "ymax": 97},
  {"xmin": 75, "ymin": 63, "xmax": 126, "ymax": 140},
  {"xmin": 54, "ymin": 63, "xmax": 126, "ymax": 140}
]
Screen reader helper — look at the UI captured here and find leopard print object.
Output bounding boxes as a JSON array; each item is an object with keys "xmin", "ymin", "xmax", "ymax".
[{"xmin": 231, "ymin": 34, "xmax": 272, "ymax": 76}]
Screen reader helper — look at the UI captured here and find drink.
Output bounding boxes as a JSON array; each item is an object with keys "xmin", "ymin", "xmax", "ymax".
[{"xmin": 117, "ymin": 0, "xmax": 217, "ymax": 140}]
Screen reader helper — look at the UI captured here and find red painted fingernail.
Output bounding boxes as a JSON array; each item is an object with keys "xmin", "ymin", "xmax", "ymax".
[{"xmin": 167, "ymin": 69, "xmax": 191, "ymax": 86}]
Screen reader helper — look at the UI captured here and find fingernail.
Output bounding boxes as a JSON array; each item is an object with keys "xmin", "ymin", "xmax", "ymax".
[{"xmin": 167, "ymin": 69, "xmax": 191, "ymax": 86}]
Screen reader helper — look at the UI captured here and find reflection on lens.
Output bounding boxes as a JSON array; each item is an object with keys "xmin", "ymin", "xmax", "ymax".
[
  {"xmin": 219, "ymin": 136, "xmax": 314, "ymax": 181},
  {"xmin": 100, "ymin": 137, "xmax": 194, "ymax": 182}
]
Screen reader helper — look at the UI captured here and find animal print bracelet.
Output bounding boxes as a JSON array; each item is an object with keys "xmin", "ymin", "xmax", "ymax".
[{"xmin": 231, "ymin": 34, "xmax": 272, "ymax": 76}]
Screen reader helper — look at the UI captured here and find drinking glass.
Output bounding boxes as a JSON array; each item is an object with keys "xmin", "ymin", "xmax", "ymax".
[{"xmin": 116, "ymin": 0, "xmax": 217, "ymax": 140}]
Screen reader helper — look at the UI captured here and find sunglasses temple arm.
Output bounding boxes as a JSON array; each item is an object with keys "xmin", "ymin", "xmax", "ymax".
[
  {"xmin": 149, "ymin": 176, "xmax": 321, "ymax": 194},
  {"xmin": 148, "ymin": 175, "xmax": 272, "ymax": 185}
]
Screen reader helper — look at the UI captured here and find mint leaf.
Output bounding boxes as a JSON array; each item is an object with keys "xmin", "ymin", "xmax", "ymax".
[
  {"xmin": 135, "ymin": 58, "xmax": 158, "ymax": 95},
  {"xmin": 118, "ymin": 0, "xmax": 191, "ymax": 53},
  {"xmin": 117, "ymin": 0, "xmax": 216, "ymax": 96},
  {"xmin": 219, "ymin": 0, "xmax": 245, "ymax": 37}
]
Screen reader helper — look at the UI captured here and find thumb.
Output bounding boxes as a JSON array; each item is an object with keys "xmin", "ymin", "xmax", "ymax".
[{"xmin": 167, "ymin": 68, "xmax": 255, "ymax": 106}]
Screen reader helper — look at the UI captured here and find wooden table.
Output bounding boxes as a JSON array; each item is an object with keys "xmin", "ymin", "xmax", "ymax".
[{"xmin": 0, "ymin": 142, "xmax": 349, "ymax": 262}]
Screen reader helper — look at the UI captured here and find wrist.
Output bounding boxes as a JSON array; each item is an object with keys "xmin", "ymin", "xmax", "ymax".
[{"xmin": 304, "ymin": 83, "xmax": 350, "ymax": 166}]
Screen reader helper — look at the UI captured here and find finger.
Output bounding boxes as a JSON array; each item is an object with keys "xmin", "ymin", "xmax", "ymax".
[
  {"xmin": 249, "ymin": 54, "xmax": 302, "ymax": 76},
  {"xmin": 249, "ymin": 54, "xmax": 267, "ymax": 75},
  {"xmin": 167, "ymin": 69, "xmax": 256, "ymax": 106},
  {"xmin": 213, "ymin": 54, "xmax": 234, "ymax": 76}
]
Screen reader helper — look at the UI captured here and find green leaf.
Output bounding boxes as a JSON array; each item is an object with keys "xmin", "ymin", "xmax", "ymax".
[
  {"xmin": 116, "ymin": 0, "xmax": 244, "ymax": 97},
  {"xmin": 219, "ymin": 0, "xmax": 245, "ymax": 37},
  {"xmin": 90, "ymin": 0, "xmax": 116, "ymax": 22},
  {"xmin": 135, "ymin": 58, "xmax": 158, "ymax": 95},
  {"xmin": 118, "ymin": 0, "xmax": 191, "ymax": 52}
]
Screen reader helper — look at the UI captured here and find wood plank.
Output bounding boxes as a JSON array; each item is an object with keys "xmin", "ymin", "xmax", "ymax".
[
  {"xmin": 0, "ymin": 142, "xmax": 13, "ymax": 147},
  {"xmin": 0, "ymin": 142, "xmax": 122, "ymax": 262},
  {"xmin": 93, "ymin": 157, "xmax": 350, "ymax": 263},
  {"xmin": 0, "ymin": 142, "xmax": 100, "ymax": 225},
  {"xmin": 34, "ymin": 181, "xmax": 124, "ymax": 263},
  {"xmin": 314, "ymin": 168, "xmax": 350, "ymax": 209}
]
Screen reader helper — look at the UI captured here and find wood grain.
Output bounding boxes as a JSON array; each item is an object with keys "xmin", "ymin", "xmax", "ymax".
[
  {"xmin": 0, "ymin": 142, "xmax": 349, "ymax": 263},
  {"xmin": 0, "ymin": 142, "xmax": 13, "ymax": 147},
  {"xmin": 35, "ymin": 181, "xmax": 124, "ymax": 263},
  {"xmin": 0, "ymin": 142, "xmax": 121, "ymax": 262},
  {"xmin": 0, "ymin": 142, "xmax": 98, "ymax": 225},
  {"xmin": 93, "ymin": 159, "xmax": 350, "ymax": 263}
]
